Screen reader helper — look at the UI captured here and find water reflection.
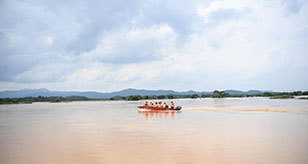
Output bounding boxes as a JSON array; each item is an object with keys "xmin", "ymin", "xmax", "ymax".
[{"xmin": 139, "ymin": 110, "xmax": 181, "ymax": 120}]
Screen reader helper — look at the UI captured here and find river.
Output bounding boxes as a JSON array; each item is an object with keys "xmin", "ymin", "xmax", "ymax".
[{"xmin": 0, "ymin": 97, "xmax": 308, "ymax": 164}]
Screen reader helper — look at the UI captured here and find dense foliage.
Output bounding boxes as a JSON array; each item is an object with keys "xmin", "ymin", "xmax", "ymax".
[
  {"xmin": 270, "ymin": 95, "xmax": 294, "ymax": 99},
  {"xmin": 212, "ymin": 90, "xmax": 230, "ymax": 98},
  {"xmin": 0, "ymin": 96, "xmax": 89, "ymax": 104},
  {"xmin": 191, "ymin": 94, "xmax": 199, "ymax": 99}
]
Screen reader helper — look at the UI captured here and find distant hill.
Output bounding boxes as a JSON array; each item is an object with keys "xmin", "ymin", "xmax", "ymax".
[
  {"xmin": 224, "ymin": 89, "xmax": 265, "ymax": 95},
  {"xmin": 0, "ymin": 88, "xmax": 268, "ymax": 99},
  {"xmin": 0, "ymin": 88, "xmax": 107, "ymax": 99}
]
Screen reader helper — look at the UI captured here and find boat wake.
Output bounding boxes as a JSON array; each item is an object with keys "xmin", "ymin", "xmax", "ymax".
[{"xmin": 182, "ymin": 106, "xmax": 291, "ymax": 112}]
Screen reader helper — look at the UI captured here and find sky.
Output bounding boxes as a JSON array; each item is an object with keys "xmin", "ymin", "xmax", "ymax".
[{"xmin": 0, "ymin": 0, "xmax": 307, "ymax": 92}]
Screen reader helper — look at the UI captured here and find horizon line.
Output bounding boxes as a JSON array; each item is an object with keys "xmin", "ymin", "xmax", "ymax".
[{"xmin": 1, "ymin": 87, "xmax": 307, "ymax": 93}]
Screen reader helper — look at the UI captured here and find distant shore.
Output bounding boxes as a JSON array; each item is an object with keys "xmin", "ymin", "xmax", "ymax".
[{"xmin": 1, "ymin": 90, "xmax": 308, "ymax": 105}]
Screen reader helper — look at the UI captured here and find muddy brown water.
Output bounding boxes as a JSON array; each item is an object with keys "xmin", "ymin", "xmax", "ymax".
[{"xmin": 1, "ymin": 98, "xmax": 308, "ymax": 164}]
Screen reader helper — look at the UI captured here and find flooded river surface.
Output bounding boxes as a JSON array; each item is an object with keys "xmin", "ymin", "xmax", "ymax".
[{"xmin": 1, "ymin": 98, "xmax": 308, "ymax": 164}]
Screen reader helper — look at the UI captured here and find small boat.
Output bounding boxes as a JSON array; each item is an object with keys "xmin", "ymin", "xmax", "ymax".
[{"xmin": 138, "ymin": 106, "xmax": 182, "ymax": 111}]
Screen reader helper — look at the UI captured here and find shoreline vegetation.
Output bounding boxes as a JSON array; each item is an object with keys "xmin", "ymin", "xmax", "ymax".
[{"xmin": 1, "ymin": 90, "xmax": 308, "ymax": 105}]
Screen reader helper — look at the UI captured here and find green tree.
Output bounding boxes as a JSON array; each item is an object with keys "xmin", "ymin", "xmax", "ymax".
[
  {"xmin": 167, "ymin": 95, "xmax": 174, "ymax": 99},
  {"xmin": 292, "ymin": 91, "xmax": 302, "ymax": 96},
  {"xmin": 128, "ymin": 95, "xmax": 142, "ymax": 101},
  {"xmin": 201, "ymin": 94, "xmax": 210, "ymax": 98},
  {"xmin": 191, "ymin": 94, "xmax": 199, "ymax": 99},
  {"xmin": 212, "ymin": 90, "xmax": 229, "ymax": 98},
  {"xmin": 263, "ymin": 92, "xmax": 273, "ymax": 97}
]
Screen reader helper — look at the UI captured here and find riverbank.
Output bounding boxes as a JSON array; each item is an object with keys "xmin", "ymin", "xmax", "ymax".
[{"xmin": 1, "ymin": 95, "xmax": 308, "ymax": 105}]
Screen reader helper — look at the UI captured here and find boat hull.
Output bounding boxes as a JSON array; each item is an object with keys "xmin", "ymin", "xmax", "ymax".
[{"xmin": 138, "ymin": 106, "xmax": 181, "ymax": 111}]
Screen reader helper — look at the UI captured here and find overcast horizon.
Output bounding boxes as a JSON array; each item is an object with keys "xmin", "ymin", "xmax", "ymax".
[
  {"xmin": 1, "ymin": 0, "xmax": 307, "ymax": 92},
  {"xmin": 0, "ymin": 87, "xmax": 304, "ymax": 93}
]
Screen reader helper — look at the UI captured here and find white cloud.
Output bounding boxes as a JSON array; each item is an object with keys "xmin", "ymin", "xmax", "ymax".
[{"xmin": 12, "ymin": 63, "xmax": 72, "ymax": 83}]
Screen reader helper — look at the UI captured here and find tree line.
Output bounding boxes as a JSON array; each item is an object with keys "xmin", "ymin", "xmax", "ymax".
[
  {"xmin": 112, "ymin": 90, "xmax": 308, "ymax": 101},
  {"xmin": 0, "ymin": 96, "xmax": 89, "ymax": 104},
  {"xmin": 1, "ymin": 90, "xmax": 308, "ymax": 104}
]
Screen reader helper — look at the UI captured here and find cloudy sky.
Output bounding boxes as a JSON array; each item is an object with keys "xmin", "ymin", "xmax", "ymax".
[{"xmin": 0, "ymin": 0, "xmax": 307, "ymax": 92}]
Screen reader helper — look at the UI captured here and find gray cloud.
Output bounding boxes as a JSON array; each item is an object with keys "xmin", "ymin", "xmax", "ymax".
[
  {"xmin": 282, "ymin": 0, "xmax": 303, "ymax": 15},
  {"xmin": 207, "ymin": 8, "xmax": 252, "ymax": 25},
  {"xmin": 65, "ymin": 0, "xmax": 145, "ymax": 54},
  {"xmin": 0, "ymin": 0, "xmax": 307, "ymax": 91},
  {"xmin": 0, "ymin": 0, "xmax": 202, "ymax": 65},
  {"xmin": 134, "ymin": 0, "xmax": 203, "ymax": 38},
  {"xmin": 101, "ymin": 39, "xmax": 163, "ymax": 64}
]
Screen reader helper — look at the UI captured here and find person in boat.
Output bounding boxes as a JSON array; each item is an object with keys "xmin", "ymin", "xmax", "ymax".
[
  {"xmin": 164, "ymin": 102, "xmax": 169, "ymax": 108},
  {"xmin": 170, "ymin": 101, "xmax": 175, "ymax": 109},
  {"xmin": 145, "ymin": 101, "xmax": 149, "ymax": 106},
  {"xmin": 155, "ymin": 102, "xmax": 158, "ymax": 107},
  {"xmin": 158, "ymin": 102, "xmax": 162, "ymax": 108}
]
